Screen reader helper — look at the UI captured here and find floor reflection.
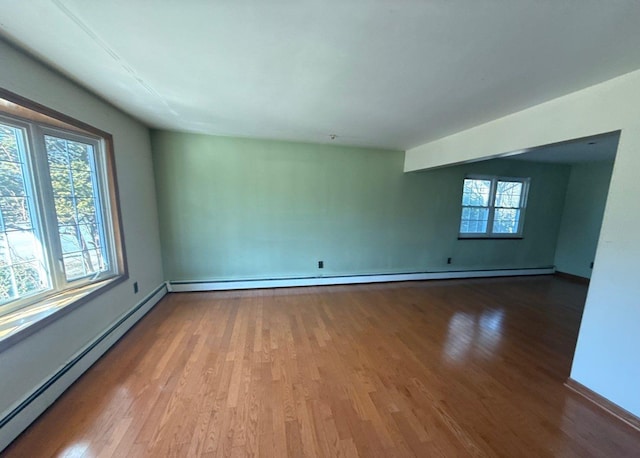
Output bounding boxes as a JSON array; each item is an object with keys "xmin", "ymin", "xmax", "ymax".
[
  {"xmin": 443, "ymin": 309, "xmax": 505, "ymax": 364},
  {"xmin": 59, "ymin": 442, "xmax": 91, "ymax": 457}
]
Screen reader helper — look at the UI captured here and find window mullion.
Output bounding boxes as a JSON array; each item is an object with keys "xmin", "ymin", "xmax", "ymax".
[
  {"xmin": 486, "ymin": 179, "xmax": 498, "ymax": 235},
  {"xmin": 89, "ymin": 140, "xmax": 112, "ymax": 273},
  {"xmin": 517, "ymin": 178, "xmax": 530, "ymax": 235},
  {"xmin": 29, "ymin": 126, "xmax": 67, "ymax": 289}
]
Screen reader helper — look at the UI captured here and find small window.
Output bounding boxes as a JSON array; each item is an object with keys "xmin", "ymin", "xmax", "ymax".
[
  {"xmin": 459, "ymin": 175, "xmax": 529, "ymax": 238},
  {"xmin": 0, "ymin": 91, "xmax": 126, "ymax": 317}
]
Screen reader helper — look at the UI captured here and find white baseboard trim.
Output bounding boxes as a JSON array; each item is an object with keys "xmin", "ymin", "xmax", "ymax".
[
  {"xmin": 169, "ymin": 267, "xmax": 555, "ymax": 292},
  {"xmin": 0, "ymin": 283, "xmax": 168, "ymax": 453}
]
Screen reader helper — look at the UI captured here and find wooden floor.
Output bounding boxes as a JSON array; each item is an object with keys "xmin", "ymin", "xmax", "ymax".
[{"xmin": 4, "ymin": 276, "xmax": 640, "ymax": 457}]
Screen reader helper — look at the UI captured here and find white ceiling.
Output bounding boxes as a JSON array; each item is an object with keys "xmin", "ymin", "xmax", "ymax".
[
  {"xmin": 504, "ymin": 132, "xmax": 620, "ymax": 164},
  {"xmin": 2, "ymin": 1, "xmax": 640, "ymax": 150}
]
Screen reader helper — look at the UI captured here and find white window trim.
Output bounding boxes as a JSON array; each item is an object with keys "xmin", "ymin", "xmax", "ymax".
[
  {"xmin": 0, "ymin": 89, "xmax": 128, "ymax": 347},
  {"xmin": 458, "ymin": 174, "xmax": 530, "ymax": 239}
]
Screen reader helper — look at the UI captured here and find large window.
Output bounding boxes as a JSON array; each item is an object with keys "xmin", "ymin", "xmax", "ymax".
[
  {"xmin": 459, "ymin": 175, "xmax": 529, "ymax": 238},
  {"xmin": 0, "ymin": 91, "xmax": 125, "ymax": 317}
]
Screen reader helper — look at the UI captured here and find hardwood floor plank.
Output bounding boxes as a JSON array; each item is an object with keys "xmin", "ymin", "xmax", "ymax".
[{"xmin": 3, "ymin": 276, "xmax": 640, "ymax": 457}]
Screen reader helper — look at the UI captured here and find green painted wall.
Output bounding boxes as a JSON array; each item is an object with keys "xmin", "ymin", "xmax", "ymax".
[
  {"xmin": 554, "ymin": 161, "xmax": 614, "ymax": 279},
  {"xmin": 151, "ymin": 130, "xmax": 570, "ymax": 281}
]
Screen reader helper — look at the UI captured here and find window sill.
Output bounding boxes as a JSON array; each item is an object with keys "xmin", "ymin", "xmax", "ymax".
[
  {"xmin": 458, "ymin": 236, "xmax": 523, "ymax": 240},
  {"xmin": 0, "ymin": 275, "xmax": 127, "ymax": 352}
]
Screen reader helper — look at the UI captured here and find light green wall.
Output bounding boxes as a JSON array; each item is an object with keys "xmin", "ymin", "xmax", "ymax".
[
  {"xmin": 555, "ymin": 161, "xmax": 614, "ymax": 278},
  {"xmin": 152, "ymin": 130, "xmax": 570, "ymax": 281}
]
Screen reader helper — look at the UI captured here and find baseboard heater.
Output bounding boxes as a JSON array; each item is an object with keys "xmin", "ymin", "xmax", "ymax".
[
  {"xmin": 168, "ymin": 267, "xmax": 555, "ymax": 292},
  {"xmin": 0, "ymin": 283, "xmax": 168, "ymax": 453}
]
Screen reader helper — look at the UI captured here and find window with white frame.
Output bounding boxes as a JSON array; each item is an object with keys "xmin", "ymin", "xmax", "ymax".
[
  {"xmin": 459, "ymin": 176, "xmax": 529, "ymax": 237},
  {"xmin": 0, "ymin": 92, "xmax": 125, "ymax": 317}
]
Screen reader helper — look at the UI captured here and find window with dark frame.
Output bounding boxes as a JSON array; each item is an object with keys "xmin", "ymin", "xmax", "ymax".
[
  {"xmin": 0, "ymin": 91, "xmax": 125, "ymax": 317},
  {"xmin": 459, "ymin": 175, "xmax": 530, "ymax": 238}
]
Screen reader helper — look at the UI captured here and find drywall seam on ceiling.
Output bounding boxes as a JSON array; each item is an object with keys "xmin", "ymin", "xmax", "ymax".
[{"xmin": 51, "ymin": 0, "xmax": 179, "ymax": 118}]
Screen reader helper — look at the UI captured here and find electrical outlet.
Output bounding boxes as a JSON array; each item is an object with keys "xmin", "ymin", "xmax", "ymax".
[
  {"xmin": 318, "ymin": 261, "xmax": 324, "ymax": 269},
  {"xmin": 133, "ymin": 281, "xmax": 139, "ymax": 293},
  {"xmin": 447, "ymin": 257, "xmax": 452, "ymax": 264}
]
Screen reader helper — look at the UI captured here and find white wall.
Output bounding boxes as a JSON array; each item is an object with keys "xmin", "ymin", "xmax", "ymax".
[
  {"xmin": 0, "ymin": 40, "xmax": 164, "ymax": 444},
  {"xmin": 406, "ymin": 69, "xmax": 640, "ymax": 417}
]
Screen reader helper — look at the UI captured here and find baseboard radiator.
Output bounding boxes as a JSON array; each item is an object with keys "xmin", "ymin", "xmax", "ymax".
[
  {"xmin": 168, "ymin": 267, "xmax": 555, "ymax": 292},
  {"xmin": 0, "ymin": 283, "xmax": 168, "ymax": 452}
]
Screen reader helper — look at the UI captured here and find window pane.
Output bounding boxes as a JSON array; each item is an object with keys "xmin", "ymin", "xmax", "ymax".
[
  {"xmin": 493, "ymin": 208, "xmax": 520, "ymax": 234},
  {"xmin": 87, "ymin": 249, "xmax": 107, "ymax": 272},
  {"xmin": 460, "ymin": 207, "xmax": 489, "ymax": 233},
  {"xmin": 0, "ymin": 160, "xmax": 28, "ymax": 197},
  {"xmin": 0, "ymin": 125, "xmax": 21, "ymax": 162},
  {"xmin": 0, "ymin": 234, "xmax": 10, "ymax": 267},
  {"xmin": 80, "ymin": 224, "xmax": 102, "ymax": 251},
  {"xmin": 462, "ymin": 179, "xmax": 491, "ymax": 206},
  {"xmin": 495, "ymin": 181, "xmax": 523, "ymax": 208},
  {"xmin": 46, "ymin": 136, "xmax": 70, "ymax": 168},
  {"xmin": 63, "ymin": 250, "xmax": 106, "ymax": 281},
  {"xmin": 0, "ymin": 197, "xmax": 33, "ymax": 230},
  {"xmin": 6, "ymin": 230, "xmax": 41, "ymax": 262},
  {"xmin": 62, "ymin": 252, "xmax": 85, "ymax": 280},
  {"xmin": 45, "ymin": 135, "xmax": 108, "ymax": 281},
  {"xmin": 76, "ymin": 196, "xmax": 97, "ymax": 224},
  {"xmin": 54, "ymin": 197, "xmax": 76, "ymax": 225},
  {"xmin": 59, "ymin": 224, "xmax": 102, "ymax": 253},
  {"xmin": 0, "ymin": 266, "xmax": 16, "ymax": 301},
  {"xmin": 49, "ymin": 167, "xmax": 73, "ymax": 196},
  {"xmin": 53, "ymin": 196, "xmax": 98, "ymax": 228},
  {"xmin": 69, "ymin": 143, "xmax": 91, "ymax": 172},
  {"xmin": 71, "ymin": 168, "xmax": 93, "ymax": 196},
  {"xmin": 59, "ymin": 225, "xmax": 82, "ymax": 254},
  {"xmin": 13, "ymin": 261, "xmax": 46, "ymax": 296},
  {"xmin": 0, "ymin": 123, "xmax": 49, "ymax": 304}
]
